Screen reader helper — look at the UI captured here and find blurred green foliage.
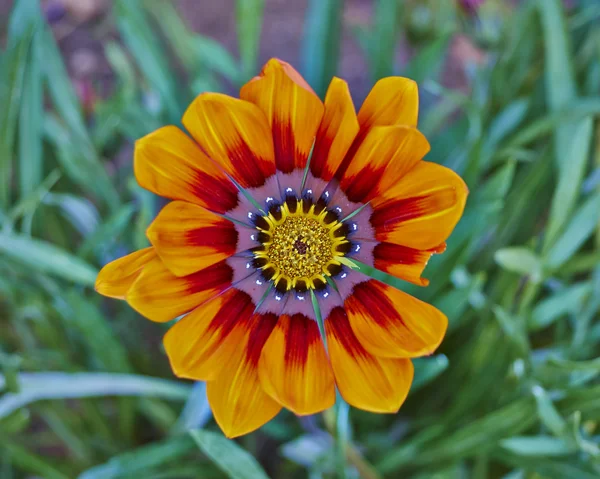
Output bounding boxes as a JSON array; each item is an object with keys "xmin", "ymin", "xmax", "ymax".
[{"xmin": 1, "ymin": 0, "xmax": 600, "ymax": 477}]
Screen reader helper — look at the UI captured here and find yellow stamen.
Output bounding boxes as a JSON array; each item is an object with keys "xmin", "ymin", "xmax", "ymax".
[{"xmin": 253, "ymin": 199, "xmax": 350, "ymax": 290}]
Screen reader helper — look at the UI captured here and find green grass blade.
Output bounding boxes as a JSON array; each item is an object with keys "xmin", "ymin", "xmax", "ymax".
[
  {"xmin": 0, "ymin": 231, "xmax": 98, "ymax": 286},
  {"xmin": 236, "ymin": 0, "xmax": 265, "ymax": 81},
  {"xmin": 189, "ymin": 429, "xmax": 270, "ymax": 479},
  {"xmin": 0, "ymin": 373, "xmax": 191, "ymax": 419},
  {"xmin": 301, "ymin": 0, "xmax": 343, "ymax": 97},
  {"xmin": 77, "ymin": 436, "xmax": 196, "ymax": 479}
]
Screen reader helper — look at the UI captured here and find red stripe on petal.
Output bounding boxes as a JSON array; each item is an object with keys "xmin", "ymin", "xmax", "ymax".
[
  {"xmin": 373, "ymin": 242, "xmax": 445, "ymax": 286},
  {"xmin": 127, "ymin": 258, "xmax": 233, "ymax": 322},
  {"xmin": 259, "ymin": 313, "xmax": 335, "ymax": 415},
  {"xmin": 272, "ymin": 119, "xmax": 296, "ymax": 174},
  {"xmin": 185, "ymin": 261, "xmax": 234, "ymax": 295},
  {"xmin": 371, "ymin": 188, "xmax": 458, "ymax": 231},
  {"xmin": 245, "ymin": 313, "xmax": 279, "ymax": 365},
  {"xmin": 185, "ymin": 225, "xmax": 238, "ymax": 250},
  {"xmin": 326, "ymin": 306, "xmax": 414, "ymax": 413},
  {"xmin": 344, "ymin": 279, "xmax": 447, "ymax": 358}
]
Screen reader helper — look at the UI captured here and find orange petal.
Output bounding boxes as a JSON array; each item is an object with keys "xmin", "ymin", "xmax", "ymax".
[
  {"xmin": 126, "ymin": 256, "xmax": 232, "ymax": 322},
  {"xmin": 134, "ymin": 126, "xmax": 238, "ymax": 214},
  {"xmin": 309, "ymin": 77, "xmax": 359, "ymax": 184},
  {"xmin": 147, "ymin": 201, "xmax": 238, "ymax": 277},
  {"xmin": 182, "ymin": 93, "xmax": 276, "ymax": 188},
  {"xmin": 373, "ymin": 242, "xmax": 446, "ymax": 286},
  {"xmin": 240, "ymin": 58, "xmax": 324, "ymax": 175},
  {"xmin": 357, "ymin": 77, "xmax": 419, "ymax": 130},
  {"xmin": 95, "ymin": 247, "xmax": 156, "ymax": 299},
  {"xmin": 163, "ymin": 288, "xmax": 260, "ymax": 381},
  {"xmin": 344, "ymin": 279, "xmax": 448, "ymax": 358},
  {"xmin": 370, "ymin": 161, "xmax": 469, "ymax": 250},
  {"xmin": 241, "ymin": 58, "xmax": 316, "ymax": 95},
  {"xmin": 339, "ymin": 125, "xmax": 430, "ymax": 203},
  {"xmin": 326, "ymin": 307, "xmax": 414, "ymax": 413},
  {"xmin": 331, "ymin": 77, "xmax": 420, "ymax": 184},
  {"xmin": 259, "ymin": 314, "xmax": 335, "ymax": 415},
  {"xmin": 207, "ymin": 312, "xmax": 281, "ymax": 438}
]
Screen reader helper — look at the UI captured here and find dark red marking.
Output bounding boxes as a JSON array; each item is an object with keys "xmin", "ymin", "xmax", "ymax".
[
  {"xmin": 370, "ymin": 188, "xmax": 457, "ymax": 232},
  {"xmin": 185, "ymin": 224, "xmax": 238, "ymax": 254},
  {"xmin": 192, "ymin": 171, "xmax": 239, "ymax": 214}
]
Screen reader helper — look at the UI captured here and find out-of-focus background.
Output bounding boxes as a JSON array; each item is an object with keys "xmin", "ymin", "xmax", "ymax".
[{"xmin": 1, "ymin": 0, "xmax": 599, "ymax": 478}]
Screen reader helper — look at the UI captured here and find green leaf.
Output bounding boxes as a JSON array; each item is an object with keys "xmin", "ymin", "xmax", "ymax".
[
  {"xmin": 0, "ymin": 232, "xmax": 98, "ymax": 286},
  {"xmin": 115, "ymin": 0, "xmax": 181, "ymax": 122},
  {"xmin": 545, "ymin": 191, "xmax": 600, "ymax": 270},
  {"xmin": 193, "ymin": 36, "xmax": 241, "ymax": 85},
  {"xmin": 538, "ymin": 0, "xmax": 594, "ymax": 248},
  {"xmin": 41, "ymin": 29, "xmax": 120, "ymax": 212},
  {"xmin": 0, "ymin": 373, "xmax": 191, "ymax": 419},
  {"xmin": 301, "ymin": 0, "xmax": 343, "ymax": 97},
  {"xmin": 12, "ymin": 0, "xmax": 43, "ymax": 199},
  {"xmin": 532, "ymin": 385, "xmax": 567, "ymax": 437},
  {"xmin": 412, "ymin": 355, "xmax": 449, "ymax": 391},
  {"xmin": 500, "ymin": 436, "xmax": 577, "ymax": 457},
  {"xmin": 370, "ymin": 0, "xmax": 400, "ymax": 80},
  {"xmin": 236, "ymin": 0, "xmax": 265, "ymax": 81},
  {"xmin": 0, "ymin": 7, "xmax": 33, "ymax": 207},
  {"xmin": 404, "ymin": 31, "xmax": 452, "ymax": 84},
  {"xmin": 530, "ymin": 282, "xmax": 592, "ymax": 330},
  {"xmin": 78, "ymin": 436, "xmax": 196, "ymax": 479},
  {"xmin": 494, "ymin": 247, "xmax": 543, "ymax": 283},
  {"xmin": 189, "ymin": 430, "xmax": 270, "ymax": 479}
]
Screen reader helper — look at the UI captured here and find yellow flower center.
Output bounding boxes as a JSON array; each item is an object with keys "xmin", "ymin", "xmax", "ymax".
[
  {"xmin": 269, "ymin": 216, "xmax": 332, "ymax": 279},
  {"xmin": 253, "ymin": 199, "xmax": 353, "ymax": 291}
]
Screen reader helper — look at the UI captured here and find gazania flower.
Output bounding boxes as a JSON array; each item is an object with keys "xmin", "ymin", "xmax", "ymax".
[{"xmin": 96, "ymin": 59, "xmax": 468, "ymax": 438}]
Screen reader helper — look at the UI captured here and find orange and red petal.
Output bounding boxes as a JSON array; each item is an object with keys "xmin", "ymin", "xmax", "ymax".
[
  {"xmin": 182, "ymin": 93, "xmax": 276, "ymax": 189},
  {"xmin": 339, "ymin": 125, "xmax": 430, "ymax": 203},
  {"xmin": 240, "ymin": 58, "xmax": 324, "ymax": 177},
  {"xmin": 370, "ymin": 161, "xmax": 469, "ymax": 250},
  {"xmin": 309, "ymin": 78, "xmax": 359, "ymax": 185},
  {"xmin": 134, "ymin": 126, "xmax": 238, "ymax": 214},
  {"xmin": 357, "ymin": 76, "xmax": 419, "ymax": 131},
  {"xmin": 207, "ymin": 312, "xmax": 281, "ymax": 438},
  {"xmin": 95, "ymin": 247, "xmax": 156, "ymax": 299},
  {"xmin": 259, "ymin": 314, "xmax": 335, "ymax": 416},
  {"xmin": 373, "ymin": 242, "xmax": 446, "ymax": 286},
  {"xmin": 344, "ymin": 279, "xmax": 448, "ymax": 358},
  {"xmin": 126, "ymin": 257, "xmax": 232, "ymax": 322},
  {"xmin": 163, "ymin": 288, "xmax": 261, "ymax": 381},
  {"xmin": 147, "ymin": 201, "xmax": 238, "ymax": 277},
  {"xmin": 326, "ymin": 307, "xmax": 414, "ymax": 413}
]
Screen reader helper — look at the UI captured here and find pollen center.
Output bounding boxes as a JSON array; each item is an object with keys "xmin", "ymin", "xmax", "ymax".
[
  {"xmin": 252, "ymin": 198, "xmax": 353, "ymax": 291},
  {"xmin": 268, "ymin": 217, "xmax": 332, "ymax": 279}
]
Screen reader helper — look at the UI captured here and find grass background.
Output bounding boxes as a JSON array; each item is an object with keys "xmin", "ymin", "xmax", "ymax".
[{"xmin": 1, "ymin": 0, "xmax": 600, "ymax": 477}]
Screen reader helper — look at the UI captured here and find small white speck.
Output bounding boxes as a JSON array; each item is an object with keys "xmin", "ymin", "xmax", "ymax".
[
  {"xmin": 341, "ymin": 273, "xmax": 347, "ymax": 279},
  {"xmin": 306, "ymin": 189, "xmax": 312, "ymax": 195},
  {"xmin": 355, "ymin": 244, "xmax": 361, "ymax": 252},
  {"xmin": 335, "ymin": 207, "xmax": 342, "ymax": 214},
  {"xmin": 247, "ymin": 212, "xmax": 254, "ymax": 219},
  {"xmin": 324, "ymin": 191, "xmax": 330, "ymax": 198},
  {"xmin": 245, "ymin": 263, "xmax": 251, "ymax": 269},
  {"xmin": 250, "ymin": 234, "xmax": 256, "ymax": 241},
  {"xmin": 266, "ymin": 196, "xmax": 274, "ymax": 203},
  {"xmin": 286, "ymin": 187, "xmax": 293, "ymax": 193},
  {"xmin": 297, "ymin": 294, "xmax": 305, "ymax": 301},
  {"xmin": 275, "ymin": 294, "xmax": 283, "ymax": 301},
  {"xmin": 323, "ymin": 291, "xmax": 329, "ymax": 298},
  {"xmin": 256, "ymin": 279, "xmax": 263, "ymax": 285},
  {"xmin": 352, "ymin": 223, "xmax": 358, "ymax": 231}
]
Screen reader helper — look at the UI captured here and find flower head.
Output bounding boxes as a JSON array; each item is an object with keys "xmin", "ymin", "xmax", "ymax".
[{"xmin": 96, "ymin": 59, "xmax": 468, "ymax": 438}]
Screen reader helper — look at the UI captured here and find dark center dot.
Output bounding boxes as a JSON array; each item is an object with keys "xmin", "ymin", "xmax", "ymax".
[{"xmin": 293, "ymin": 237, "xmax": 308, "ymax": 255}]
